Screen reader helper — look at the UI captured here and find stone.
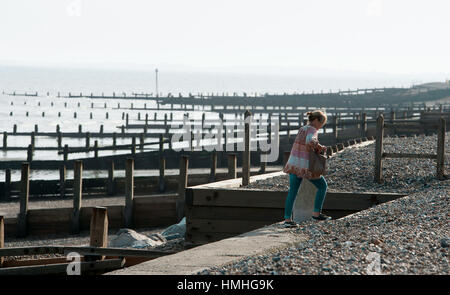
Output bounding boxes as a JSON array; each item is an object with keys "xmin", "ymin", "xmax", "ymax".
[
  {"xmin": 440, "ymin": 238, "xmax": 449, "ymax": 248},
  {"xmin": 161, "ymin": 217, "xmax": 186, "ymax": 238},
  {"xmin": 343, "ymin": 241, "xmax": 353, "ymax": 247},
  {"xmin": 110, "ymin": 228, "xmax": 165, "ymax": 248}
]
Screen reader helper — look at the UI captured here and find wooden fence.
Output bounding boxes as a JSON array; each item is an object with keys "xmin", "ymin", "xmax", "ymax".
[{"xmin": 374, "ymin": 113, "xmax": 448, "ymax": 183}]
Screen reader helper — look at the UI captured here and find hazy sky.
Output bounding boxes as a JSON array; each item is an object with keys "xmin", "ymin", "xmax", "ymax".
[{"xmin": 1, "ymin": 0, "xmax": 449, "ymax": 76}]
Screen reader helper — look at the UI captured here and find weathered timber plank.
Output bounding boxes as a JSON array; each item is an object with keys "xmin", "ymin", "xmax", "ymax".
[
  {"xmin": 27, "ymin": 208, "xmax": 72, "ymax": 235},
  {"xmin": 80, "ymin": 205, "xmax": 123, "ymax": 231},
  {"xmin": 186, "ymin": 206, "xmax": 284, "ymax": 221},
  {"xmin": 190, "ymin": 188, "xmax": 284, "ymax": 208},
  {"xmin": 189, "ymin": 188, "xmax": 406, "ymax": 209}
]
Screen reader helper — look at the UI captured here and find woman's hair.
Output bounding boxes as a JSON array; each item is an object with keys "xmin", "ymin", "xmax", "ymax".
[{"xmin": 306, "ymin": 110, "xmax": 327, "ymax": 125}]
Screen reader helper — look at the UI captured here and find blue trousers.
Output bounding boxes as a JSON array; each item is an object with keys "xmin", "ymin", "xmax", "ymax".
[{"xmin": 284, "ymin": 173, "xmax": 328, "ymax": 219}]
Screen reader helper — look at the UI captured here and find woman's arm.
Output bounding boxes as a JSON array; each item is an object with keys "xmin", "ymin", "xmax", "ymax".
[{"xmin": 306, "ymin": 127, "xmax": 326, "ymax": 152}]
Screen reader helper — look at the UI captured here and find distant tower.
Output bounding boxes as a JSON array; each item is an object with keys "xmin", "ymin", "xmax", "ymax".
[{"xmin": 155, "ymin": 68, "xmax": 159, "ymax": 97}]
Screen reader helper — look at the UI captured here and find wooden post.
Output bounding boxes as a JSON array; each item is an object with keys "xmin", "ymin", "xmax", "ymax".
[
  {"xmin": 437, "ymin": 118, "xmax": 446, "ymax": 180},
  {"xmin": 355, "ymin": 113, "xmax": 361, "ymax": 130},
  {"xmin": 27, "ymin": 144, "xmax": 33, "ymax": 162},
  {"xmin": 107, "ymin": 160, "xmax": 115, "ymax": 196},
  {"xmin": 85, "ymin": 132, "xmax": 90, "ymax": 148},
  {"xmin": 158, "ymin": 134, "xmax": 165, "ymax": 192},
  {"xmin": 227, "ymin": 153, "xmax": 237, "ymax": 179},
  {"xmin": 113, "ymin": 132, "xmax": 117, "ymax": 147},
  {"xmin": 374, "ymin": 115, "xmax": 384, "ymax": 183},
  {"xmin": 361, "ymin": 112, "xmax": 367, "ymax": 137},
  {"xmin": 30, "ymin": 132, "xmax": 35, "ymax": 151},
  {"xmin": 72, "ymin": 160, "xmax": 83, "ymax": 234},
  {"xmin": 177, "ymin": 155, "xmax": 189, "ymax": 222},
  {"xmin": 57, "ymin": 132, "xmax": 62, "ymax": 149},
  {"xmin": 59, "ymin": 165, "xmax": 66, "ymax": 198},
  {"xmin": 2, "ymin": 132, "xmax": 6, "ymax": 150},
  {"xmin": 124, "ymin": 158, "xmax": 134, "ymax": 228},
  {"xmin": 333, "ymin": 116, "xmax": 338, "ymax": 142},
  {"xmin": 94, "ymin": 140, "xmax": 98, "ymax": 158},
  {"xmin": 13, "ymin": 124, "xmax": 17, "ymax": 134},
  {"xmin": 4, "ymin": 169, "xmax": 11, "ymax": 199},
  {"xmin": 242, "ymin": 110, "xmax": 252, "ymax": 186},
  {"xmin": 210, "ymin": 151, "xmax": 217, "ymax": 182},
  {"xmin": 89, "ymin": 207, "xmax": 108, "ymax": 261},
  {"xmin": 131, "ymin": 137, "xmax": 136, "ymax": 155},
  {"xmin": 63, "ymin": 144, "xmax": 69, "ymax": 162},
  {"xmin": 18, "ymin": 163, "xmax": 30, "ymax": 238},
  {"xmin": 259, "ymin": 151, "xmax": 267, "ymax": 173},
  {"xmin": 139, "ymin": 133, "xmax": 144, "ymax": 151},
  {"xmin": 0, "ymin": 215, "xmax": 4, "ymax": 267}
]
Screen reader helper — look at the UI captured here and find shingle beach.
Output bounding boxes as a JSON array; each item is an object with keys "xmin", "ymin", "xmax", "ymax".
[{"xmin": 199, "ymin": 133, "xmax": 449, "ymax": 274}]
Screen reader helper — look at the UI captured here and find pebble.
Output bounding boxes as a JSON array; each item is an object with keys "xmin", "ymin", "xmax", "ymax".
[{"xmin": 440, "ymin": 238, "xmax": 450, "ymax": 248}]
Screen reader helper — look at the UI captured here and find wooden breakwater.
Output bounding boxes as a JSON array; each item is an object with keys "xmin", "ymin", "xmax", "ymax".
[
  {"xmin": 2, "ymin": 159, "xmax": 178, "ymax": 238},
  {"xmin": 6, "ymin": 84, "xmax": 450, "ymax": 107},
  {"xmin": 0, "ymin": 105, "xmax": 429, "ymax": 159},
  {"xmin": 1, "ymin": 109, "xmax": 448, "ymax": 200}
]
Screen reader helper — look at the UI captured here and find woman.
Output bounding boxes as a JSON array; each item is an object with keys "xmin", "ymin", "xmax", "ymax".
[{"xmin": 282, "ymin": 110, "xmax": 331, "ymax": 227}]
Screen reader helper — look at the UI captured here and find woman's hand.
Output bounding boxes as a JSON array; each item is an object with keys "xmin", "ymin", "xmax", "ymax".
[{"xmin": 318, "ymin": 144, "xmax": 327, "ymax": 153}]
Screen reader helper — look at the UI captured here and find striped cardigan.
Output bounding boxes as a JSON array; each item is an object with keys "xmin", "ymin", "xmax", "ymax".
[{"xmin": 283, "ymin": 125, "xmax": 323, "ymax": 179}]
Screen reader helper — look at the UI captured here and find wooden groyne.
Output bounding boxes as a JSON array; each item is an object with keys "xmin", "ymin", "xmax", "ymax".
[
  {"xmin": 5, "ymin": 85, "xmax": 450, "ymax": 108},
  {"xmin": 1, "ymin": 109, "xmax": 448, "ymax": 201}
]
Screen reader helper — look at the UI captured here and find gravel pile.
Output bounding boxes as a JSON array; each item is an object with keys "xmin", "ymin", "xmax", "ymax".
[
  {"xmin": 201, "ymin": 184, "xmax": 448, "ymax": 274},
  {"xmin": 198, "ymin": 133, "xmax": 449, "ymax": 275}
]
